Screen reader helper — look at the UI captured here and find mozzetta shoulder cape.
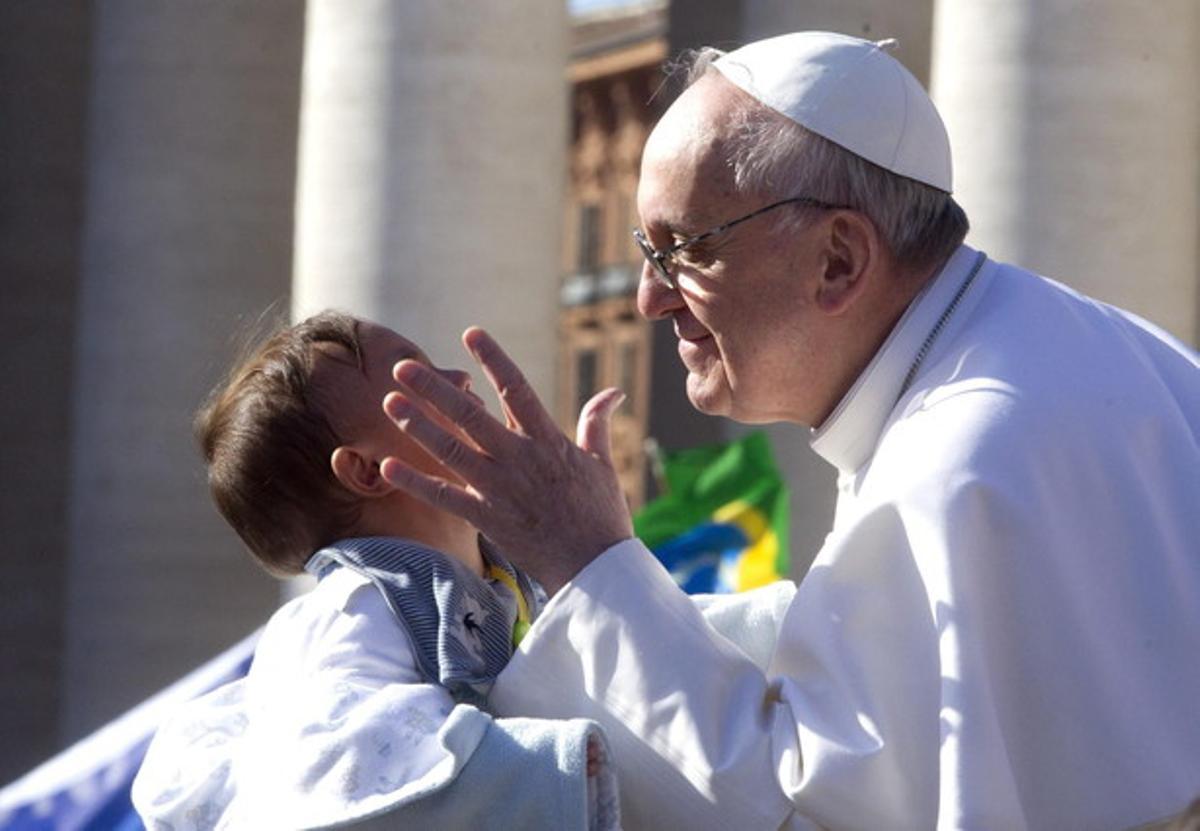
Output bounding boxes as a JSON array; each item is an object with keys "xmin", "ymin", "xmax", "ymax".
[{"xmin": 490, "ymin": 246, "xmax": 1200, "ymax": 831}]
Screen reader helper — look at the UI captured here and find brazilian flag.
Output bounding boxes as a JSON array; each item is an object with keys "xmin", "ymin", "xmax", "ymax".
[{"xmin": 634, "ymin": 431, "xmax": 789, "ymax": 594}]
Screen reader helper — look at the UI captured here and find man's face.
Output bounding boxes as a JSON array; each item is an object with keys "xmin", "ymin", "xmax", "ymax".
[
  {"xmin": 317, "ymin": 321, "xmax": 475, "ymax": 482},
  {"xmin": 635, "ymin": 74, "xmax": 833, "ymax": 425}
]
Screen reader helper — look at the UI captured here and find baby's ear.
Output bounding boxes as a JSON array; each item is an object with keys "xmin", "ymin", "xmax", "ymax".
[{"xmin": 330, "ymin": 446, "xmax": 394, "ymax": 498}]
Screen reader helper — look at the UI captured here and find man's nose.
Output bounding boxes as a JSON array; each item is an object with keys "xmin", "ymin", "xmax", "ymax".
[{"xmin": 636, "ymin": 261, "xmax": 684, "ymax": 321}]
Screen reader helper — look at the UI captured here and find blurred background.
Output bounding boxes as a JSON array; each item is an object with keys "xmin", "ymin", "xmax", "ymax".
[{"xmin": 2, "ymin": 0, "xmax": 1197, "ymax": 787}]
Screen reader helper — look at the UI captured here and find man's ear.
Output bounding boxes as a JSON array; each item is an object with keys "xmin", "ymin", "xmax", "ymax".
[
  {"xmin": 815, "ymin": 212, "xmax": 875, "ymax": 315},
  {"xmin": 330, "ymin": 446, "xmax": 394, "ymax": 499}
]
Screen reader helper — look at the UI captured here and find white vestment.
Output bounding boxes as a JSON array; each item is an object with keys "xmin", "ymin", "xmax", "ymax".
[
  {"xmin": 132, "ymin": 566, "xmax": 619, "ymax": 830},
  {"xmin": 489, "ymin": 245, "xmax": 1200, "ymax": 830}
]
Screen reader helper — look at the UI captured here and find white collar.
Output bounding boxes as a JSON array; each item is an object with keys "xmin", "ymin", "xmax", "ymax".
[{"xmin": 809, "ymin": 244, "xmax": 985, "ymax": 474}]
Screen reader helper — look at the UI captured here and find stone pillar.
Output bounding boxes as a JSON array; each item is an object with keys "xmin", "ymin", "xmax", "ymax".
[
  {"xmin": 0, "ymin": 2, "xmax": 90, "ymax": 782},
  {"xmin": 931, "ymin": 0, "xmax": 1200, "ymax": 344},
  {"xmin": 60, "ymin": 1, "xmax": 306, "ymax": 742},
  {"xmin": 292, "ymin": 1, "xmax": 568, "ymax": 405}
]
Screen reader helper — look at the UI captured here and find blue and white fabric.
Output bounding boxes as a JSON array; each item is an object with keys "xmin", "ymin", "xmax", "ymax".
[
  {"xmin": 305, "ymin": 536, "xmax": 542, "ymax": 706},
  {"xmin": 128, "ymin": 539, "xmax": 616, "ymax": 829}
]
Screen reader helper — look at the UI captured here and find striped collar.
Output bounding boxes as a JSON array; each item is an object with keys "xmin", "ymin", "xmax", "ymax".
[{"xmin": 305, "ymin": 537, "xmax": 542, "ymax": 705}]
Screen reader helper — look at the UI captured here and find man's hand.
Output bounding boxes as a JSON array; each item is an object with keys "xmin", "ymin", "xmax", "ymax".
[{"xmin": 379, "ymin": 327, "xmax": 634, "ymax": 594}]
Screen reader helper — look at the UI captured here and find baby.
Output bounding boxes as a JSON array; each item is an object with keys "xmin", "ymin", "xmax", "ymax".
[{"xmin": 132, "ymin": 311, "xmax": 616, "ymax": 830}]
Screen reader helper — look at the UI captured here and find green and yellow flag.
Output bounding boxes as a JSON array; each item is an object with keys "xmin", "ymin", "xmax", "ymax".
[{"xmin": 634, "ymin": 431, "xmax": 789, "ymax": 594}]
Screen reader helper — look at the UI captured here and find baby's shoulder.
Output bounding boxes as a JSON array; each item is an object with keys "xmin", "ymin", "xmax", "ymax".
[
  {"xmin": 255, "ymin": 568, "xmax": 420, "ymax": 683},
  {"xmin": 271, "ymin": 567, "xmax": 396, "ymax": 623},
  {"xmin": 309, "ymin": 566, "xmax": 378, "ymax": 612}
]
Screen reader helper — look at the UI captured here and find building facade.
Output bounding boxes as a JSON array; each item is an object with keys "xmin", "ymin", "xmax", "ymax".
[{"xmin": 559, "ymin": 4, "xmax": 667, "ymax": 508}]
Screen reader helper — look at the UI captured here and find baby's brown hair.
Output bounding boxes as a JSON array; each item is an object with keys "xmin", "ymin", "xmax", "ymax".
[{"xmin": 196, "ymin": 311, "xmax": 366, "ymax": 575}]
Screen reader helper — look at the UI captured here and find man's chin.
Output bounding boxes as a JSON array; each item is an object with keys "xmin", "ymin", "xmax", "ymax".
[{"xmin": 685, "ymin": 373, "xmax": 731, "ymax": 417}]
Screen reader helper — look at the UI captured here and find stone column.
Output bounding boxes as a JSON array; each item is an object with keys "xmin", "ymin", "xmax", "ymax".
[
  {"xmin": 60, "ymin": 1, "xmax": 305, "ymax": 741},
  {"xmin": 0, "ymin": 2, "xmax": 90, "ymax": 782},
  {"xmin": 292, "ymin": 1, "xmax": 568, "ymax": 405},
  {"xmin": 931, "ymin": 0, "xmax": 1200, "ymax": 344}
]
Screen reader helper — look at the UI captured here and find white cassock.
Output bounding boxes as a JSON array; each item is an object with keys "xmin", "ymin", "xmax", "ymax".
[
  {"xmin": 132, "ymin": 566, "xmax": 619, "ymax": 830},
  {"xmin": 489, "ymin": 245, "xmax": 1200, "ymax": 830}
]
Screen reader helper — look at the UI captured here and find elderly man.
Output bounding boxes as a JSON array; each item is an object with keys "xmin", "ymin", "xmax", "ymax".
[{"xmin": 378, "ymin": 32, "xmax": 1200, "ymax": 830}]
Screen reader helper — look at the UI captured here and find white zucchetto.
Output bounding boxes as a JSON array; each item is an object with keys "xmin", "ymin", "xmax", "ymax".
[{"xmin": 714, "ymin": 32, "xmax": 953, "ymax": 192}]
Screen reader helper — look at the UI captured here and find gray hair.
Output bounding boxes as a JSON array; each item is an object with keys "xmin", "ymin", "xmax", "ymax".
[{"xmin": 682, "ymin": 47, "xmax": 969, "ymax": 272}]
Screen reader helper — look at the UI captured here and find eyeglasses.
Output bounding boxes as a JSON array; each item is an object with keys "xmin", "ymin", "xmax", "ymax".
[{"xmin": 632, "ymin": 195, "xmax": 850, "ymax": 290}]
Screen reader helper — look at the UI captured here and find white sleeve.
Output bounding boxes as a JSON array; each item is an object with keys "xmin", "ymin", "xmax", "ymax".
[
  {"xmin": 691, "ymin": 580, "xmax": 797, "ymax": 672},
  {"xmin": 483, "ymin": 501, "xmax": 1000, "ymax": 831},
  {"xmin": 489, "ymin": 540, "xmax": 802, "ymax": 831}
]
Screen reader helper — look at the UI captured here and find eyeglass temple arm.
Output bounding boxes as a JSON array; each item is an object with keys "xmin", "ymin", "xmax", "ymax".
[{"xmin": 669, "ymin": 196, "xmax": 848, "ymax": 253}]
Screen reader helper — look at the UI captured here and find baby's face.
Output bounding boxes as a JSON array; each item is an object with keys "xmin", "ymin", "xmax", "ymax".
[{"xmin": 318, "ymin": 321, "xmax": 476, "ymax": 483}]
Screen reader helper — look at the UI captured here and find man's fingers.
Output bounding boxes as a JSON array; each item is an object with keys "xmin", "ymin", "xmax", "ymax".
[
  {"xmin": 378, "ymin": 456, "xmax": 484, "ymax": 525},
  {"xmin": 392, "ymin": 360, "xmax": 511, "ymax": 455},
  {"xmin": 576, "ymin": 387, "xmax": 625, "ymax": 466},
  {"xmin": 463, "ymin": 328, "xmax": 560, "ymax": 441},
  {"xmin": 383, "ymin": 392, "xmax": 492, "ymax": 483}
]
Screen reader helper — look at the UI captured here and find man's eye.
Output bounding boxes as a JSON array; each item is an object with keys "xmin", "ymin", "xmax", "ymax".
[{"xmin": 678, "ymin": 245, "xmax": 713, "ymax": 265}]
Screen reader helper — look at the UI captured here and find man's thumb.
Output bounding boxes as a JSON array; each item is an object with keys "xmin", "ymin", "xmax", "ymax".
[{"xmin": 576, "ymin": 387, "xmax": 625, "ymax": 464}]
